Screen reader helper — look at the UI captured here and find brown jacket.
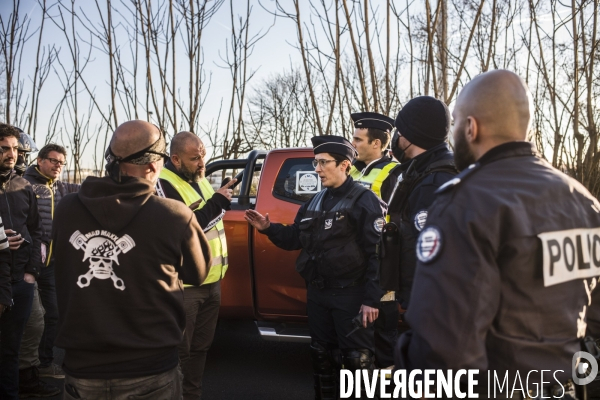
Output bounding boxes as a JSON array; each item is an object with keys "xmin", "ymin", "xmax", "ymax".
[{"xmin": 53, "ymin": 175, "xmax": 210, "ymax": 379}]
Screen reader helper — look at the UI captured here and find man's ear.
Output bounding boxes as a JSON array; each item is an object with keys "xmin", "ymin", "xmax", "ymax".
[
  {"xmin": 171, "ymin": 154, "xmax": 180, "ymax": 167},
  {"xmin": 372, "ymin": 138, "xmax": 381, "ymax": 150},
  {"xmin": 148, "ymin": 161, "xmax": 159, "ymax": 174},
  {"xmin": 466, "ymin": 116, "xmax": 479, "ymax": 143}
]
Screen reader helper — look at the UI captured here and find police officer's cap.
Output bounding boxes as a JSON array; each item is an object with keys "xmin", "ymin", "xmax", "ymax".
[
  {"xmin": 395, "ymin": 96, "xmax": 451, "ymax": 149},
  {"xmin": 351, "ymin": 112, "xmax": 394, "ymax": 132},
  {"xmin": 311, "ymin": 135, "xmax": 357, "ymax": 162}
]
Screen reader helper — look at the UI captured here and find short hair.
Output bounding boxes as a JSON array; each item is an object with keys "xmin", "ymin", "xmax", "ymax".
[
  {"xmin": 366, "ymin": 128, "xmax": 391, "ymax": 149},
  {"xmin": 38, "ymin": 144, "xmax": 67, "ymax": 160},
  {"xmin": 0, "ymin": 123, "xmax": 21, "ymax": 142},
  {"xmin": 331, "ymin": 153, "xmax": 352, "ymax": 174},
  {"xmin": 170, "ymin": 132, "xmax": 203, "ymax": 157}
]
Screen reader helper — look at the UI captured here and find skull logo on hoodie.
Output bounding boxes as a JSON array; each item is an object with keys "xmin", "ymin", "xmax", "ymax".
[{"xmin": 69, "ymin": 230, "xmax": 135, "ymax": 290}]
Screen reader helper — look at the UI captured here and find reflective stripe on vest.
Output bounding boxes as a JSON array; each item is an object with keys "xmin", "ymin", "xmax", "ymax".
[
  {"xmin": 159, "ymin": 169, "xmax": 228, "ymax": 286},
  {"xmin": 371, "ymin": 163, "xmax": 396, "ymax": 199},
  {"xmin": 351, "ymin": 162, "xmax": 396, "ymax": 222}
]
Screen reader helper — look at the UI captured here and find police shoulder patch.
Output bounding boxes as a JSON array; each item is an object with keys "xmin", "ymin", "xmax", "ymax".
[
  {"xmin": 416, "ymin": 226, "xmax": 443, "ymax": 263},
  {"xmin": 373, "ymin": 218, "xmax": 385, "ymax": 233},
  {"xmin": 435, "ymin": 162, "xmax": 480, "ymax": 195},
  {"xmin": 414, "ymin": 210, "xmax": 428, "ymax": 232}
]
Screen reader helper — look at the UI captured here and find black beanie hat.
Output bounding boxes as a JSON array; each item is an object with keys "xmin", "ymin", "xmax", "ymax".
[{"xmin": 394, "ymin": 96, "xmax": 451, "ymax": 149}]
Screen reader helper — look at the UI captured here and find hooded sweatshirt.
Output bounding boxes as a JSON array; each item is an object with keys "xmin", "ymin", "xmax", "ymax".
[{"xmin": 53, "ymin": 175, "xmax": 210, "ymax": 379}]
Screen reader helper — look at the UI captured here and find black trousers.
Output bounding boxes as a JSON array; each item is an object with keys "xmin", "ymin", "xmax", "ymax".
[
  {"xmin": 177, "ymin": 281, "xmax": 221, "ymax": 400},
  {"xmin": 306, "ymin": 284, "xmax": 374, "ymax": 351},
  {"xmin": 374, "ymin": 301, "xmax": 399, "ymax": 367},
  {"xmin": 0, "ymin": 279, "xmax": 34, "ymax": 399},
  {"xmin": 37, "ymin": 262, "xmax": 59, "ymax": 368}
]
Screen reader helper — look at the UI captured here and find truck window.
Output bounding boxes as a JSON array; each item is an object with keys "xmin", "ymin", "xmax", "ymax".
[
  {"xmin": 205, "ymin": 163, "xmax": 262, "ymax": 200},
  {"xmin": 273, "ymin": 158, "xmax": 320, "ymax": 204}
]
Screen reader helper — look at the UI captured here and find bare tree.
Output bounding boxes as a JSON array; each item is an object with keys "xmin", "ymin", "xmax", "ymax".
[
  {"xmin": 208, "ymin": 0, "xmax": 269, "ymax": 162},
  {"xmin": 0, "ymin": 0, "xmax": 34, "ymax": 126},
  {"xmin": 246, "ymin": 69, "xmax": 316, "ymax": 149}
]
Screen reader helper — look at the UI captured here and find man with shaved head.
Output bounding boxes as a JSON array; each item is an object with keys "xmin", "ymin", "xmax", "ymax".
[
  {"xmin": 52, "ymin": 120, "xmax": 210, "ymax": 397},
  {"xmin": 395, "ymin": 70, "xmax": 600, "ymax": 398},
  {"xmin": 157, "ymin": 131, "xmax": 235, "ymax": 399}
]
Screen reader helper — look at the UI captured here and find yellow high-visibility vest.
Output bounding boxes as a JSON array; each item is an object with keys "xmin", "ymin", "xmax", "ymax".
[
  {"xmin": 350, "ymin": 162, "xmax": 397, "ymax": 199},
  {"xmin": 159, "ymin": 169, "xmax": 228, "ymax": 285}
]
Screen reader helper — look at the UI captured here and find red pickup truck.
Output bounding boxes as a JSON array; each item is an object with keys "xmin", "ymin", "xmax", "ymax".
[{"xmin": 206, "ymin": 148, "xmax": 322, "ymax": 342}]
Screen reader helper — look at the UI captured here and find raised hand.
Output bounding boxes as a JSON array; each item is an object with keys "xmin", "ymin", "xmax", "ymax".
[
  {"xmin": 244, "ymin": 209, "xmax": 271, "ymax": 231},
  {"xmin": 216, "ymin": 178, "xmax": 237, "ymax": 201}
]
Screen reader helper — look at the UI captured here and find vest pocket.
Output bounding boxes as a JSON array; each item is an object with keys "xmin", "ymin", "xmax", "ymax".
[
  {"xmin": 298, "ymin": 218, "xmax": 316, "ymax": 249},
  {"xmin": 295, "ymin": 250, "xmax": 317, "ymax": 281},
  {"xmin": 319, "ymin": 241, "xmax": 364, "ymax": 277}
]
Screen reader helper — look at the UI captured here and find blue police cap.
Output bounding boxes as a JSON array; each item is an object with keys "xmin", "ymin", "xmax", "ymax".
[
  {"xmin": 311, "ymin": 135, "xmax": 357, "ymax": 162},
  {"xmin": 351, "ymin": 112, "xmax": 394, "ymax": 132}
]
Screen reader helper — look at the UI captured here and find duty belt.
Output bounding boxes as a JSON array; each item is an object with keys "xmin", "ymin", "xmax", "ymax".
[{"xmin": 310, "ymin": 278, "xmax": 366, "ymax": 289}]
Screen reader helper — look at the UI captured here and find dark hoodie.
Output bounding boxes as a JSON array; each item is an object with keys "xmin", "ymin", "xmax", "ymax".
[{"xmin": 53, "ymin": 175, "xmax": 210, "ymax": 379}]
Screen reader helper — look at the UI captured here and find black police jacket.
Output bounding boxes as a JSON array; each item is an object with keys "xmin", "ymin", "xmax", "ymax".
[
  {"xmin": 263, "ymin": 177, "xmax": 385, "ymax": 307},
  {"xmin": 380, "ymin": 143, "xmax": 457, "ymax": 306},
  {"xmin": 396, "ymin": 141, "xmax": 600, "ymax": 385}
]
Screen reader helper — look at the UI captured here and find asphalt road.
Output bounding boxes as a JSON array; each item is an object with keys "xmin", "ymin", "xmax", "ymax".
[
  {"xmin": 27, "ymin": 320, "xmax": 313, "ymax": 400},
  {"xmin": 20, "ymin": 323, "xmax": 600, "ymax": 400}
]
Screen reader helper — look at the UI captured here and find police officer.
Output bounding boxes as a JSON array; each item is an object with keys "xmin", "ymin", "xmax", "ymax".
[
  {"xmin": 381, "ymin": 96, "xmax": 457, "ymax": 322},
  {"xmin": 245, "ymin": 136, "xmax": 385, "ymax": 400},
  {"xmin": 349, "ymin": 112, "xmax": 399, "ymax": 368},
  {"xmin": 395, "ymin": 70, "xmax": 600, "ymax": 399},
  {"xmin": 350, "ymin": 112, "xmax": 397, "ymax": 196}
]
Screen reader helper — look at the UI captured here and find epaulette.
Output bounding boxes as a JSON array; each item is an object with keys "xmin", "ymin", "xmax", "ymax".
[{"xmin": 434, "ymin": 162, "xmax": 480, "ymax": 194}]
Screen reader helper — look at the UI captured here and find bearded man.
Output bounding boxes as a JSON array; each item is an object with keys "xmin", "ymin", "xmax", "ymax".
[{"xmin": 157, "ymin": 131, "xmax": 236, "ymax": 400}]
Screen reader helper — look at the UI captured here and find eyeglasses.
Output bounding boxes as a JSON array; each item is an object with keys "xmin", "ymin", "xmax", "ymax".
[
  {"xmin": 45, "ymin": 157, "xmax": 67, "ymax": 167},
  {"xmin": 312, "ymin": 159, "xmax": 336, "ymax": 169}
]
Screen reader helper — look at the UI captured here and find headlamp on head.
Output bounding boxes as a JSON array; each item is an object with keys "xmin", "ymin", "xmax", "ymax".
[{"xmin": 105, "ymin": 134, "xmax": 169, "ymax": 183}]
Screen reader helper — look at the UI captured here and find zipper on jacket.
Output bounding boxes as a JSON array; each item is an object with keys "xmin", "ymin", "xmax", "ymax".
[{"xmin": 45, "ymin": 180, "xmax": 54, "ymax": 266}]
